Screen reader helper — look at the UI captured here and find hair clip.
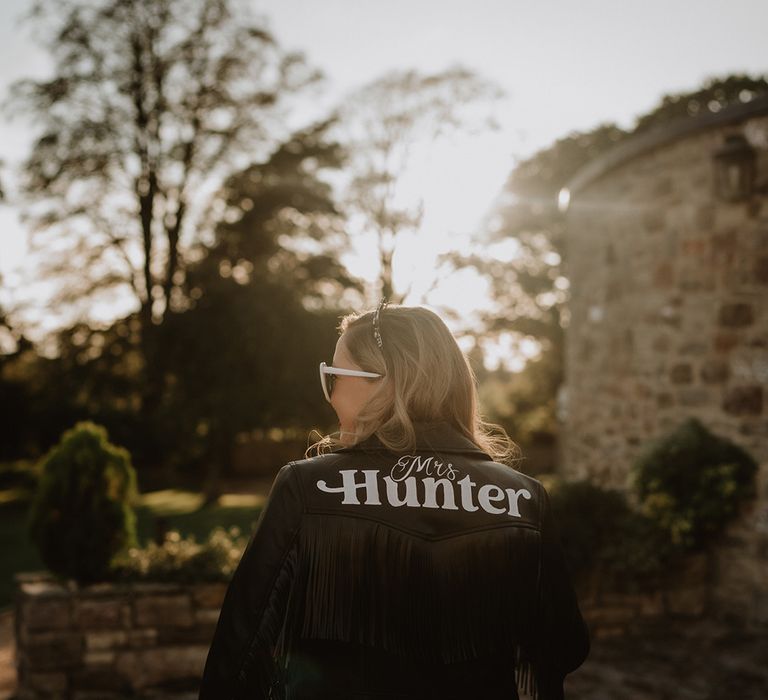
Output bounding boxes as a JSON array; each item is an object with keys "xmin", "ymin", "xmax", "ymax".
[{"xmin": 373, "ymin": 297, "xmax": 388, "ymax": 349}]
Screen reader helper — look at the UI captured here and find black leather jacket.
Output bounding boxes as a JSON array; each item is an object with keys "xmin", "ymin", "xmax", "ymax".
[{"xmin": 199, "ymin": 420, "xmax": 590, "ymax": 700}]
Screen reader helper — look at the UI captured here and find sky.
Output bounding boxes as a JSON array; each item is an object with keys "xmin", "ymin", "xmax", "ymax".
[{"xmin": 0, "ymin": 0, "xmax": 766, "ymax": 366}]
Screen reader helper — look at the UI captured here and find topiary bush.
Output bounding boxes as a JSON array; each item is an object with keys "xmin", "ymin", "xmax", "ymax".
[
  {"xmin": 544, "ymin": 475, "xmax": 674, "ymax": 594},
  {"xmin": 27, "ymin": 421, "xmax": 140, "ymax": 585},
  {"xmin": 629, "ymin": 416, "xmax": 759, "ymax": 553}
]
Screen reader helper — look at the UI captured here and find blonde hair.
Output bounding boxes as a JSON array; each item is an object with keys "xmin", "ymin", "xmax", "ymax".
[{"xmin": 306, "ymin": 303, "xmax": 523, "ymax": 468}]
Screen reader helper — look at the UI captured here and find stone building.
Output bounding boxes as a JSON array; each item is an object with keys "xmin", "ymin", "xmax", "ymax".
[{"xmin": 559, "ymin": 94, "xmax": 768, "ymax": 625}]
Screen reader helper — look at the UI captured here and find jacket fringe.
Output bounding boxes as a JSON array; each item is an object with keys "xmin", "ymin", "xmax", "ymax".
[
  {"xmin": 236, "ymin": 543, "xmax": 299, "ymax": 699},
  {"xmin": 270, "ymin": 513, "xmax": 546, "ymax": 699}
]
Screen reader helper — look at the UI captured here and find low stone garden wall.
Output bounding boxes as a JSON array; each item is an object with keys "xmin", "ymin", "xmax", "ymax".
[
  {"xmin": 12, "ymin": 549, "xmax": 740, "ymax": 698},
  {"xmin": 13, "ymin": 571, "xmax": 226, "ymax": 699},
  {"xmin": 577, "ymin": 550, "xmax": 718, "ymax": 641}
]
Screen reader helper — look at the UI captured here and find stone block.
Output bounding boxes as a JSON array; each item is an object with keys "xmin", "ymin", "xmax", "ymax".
[
  {"xmin": 194, "ymin": 608, "xmax": 221, "ymax": 625},
  {"xmin": 157, "ymin": 623, "xmax": 216, "ymax": 645},
  {"xmin": 669, "ymin": 363, "xmax": 693, "ymax": 383},
  {"xmin": 191, "ymin": 583, "xmax": 227, "ymax": 609},
  {"xmin": 678, "ymin": 340, "xmax": 708, "ymax": 356},
  {"xmin": 25, "ymin": 670, "xmax": 68, "ymax": 694},
  {"xmin": 694, "ymin": 204, "xmax": 715, "ymax": 230},
  {"xmin": 600, "ymin": 593, "xmax": 646, "ymax": 609},
  {"xmin": 21, "ymin": 598, "xmax": 72, "ymax": 631},
  {"xmin": 700, "ymin": 358, "xmax": 730, "ymax": 383},
  {"xmin": 132, "ymin": 582, "xmax": 184, "ymax": 595},
  {"xmin": 133, "ymin": 595, "xmax": 194, "ymax": 627},
  {"xmin": 71, "ymin": 665, "xmax": 130, "ymax": 693},
  {"xmin": 664, "ymin": 587, "xmax": 707, "ymax": 617},
  {"xmin": 653, "ymin": 262, "xmax": 674, "ymax": 287},
  {"xmin": 583, "ymin": 606, "xmax": 636, "ymax": 628},
  {"xmin": 723, "ymin": 385, "xmax": 763, "ymax": 415},
  {"xmin": 678, "ymin": 387, "xmax": 710, "ymax": 406},
  {"xmin": 754, "ymin": 255, "xmax": 768, "ymax": 284},
  {"xmin": 114, "ymin": 645, "xmax": 209, "ymax": 690},
  {"xmin": 18, "ymin": 579, "xmax": 70, "ymax": 598},
  {"xmin": 74, "ymin": 599, "xmax": 126, "ymax": 628},
  {"xmin": 640, "ymin": 591, "xmax": 664, "ymax": 617},
  {"xmin": 76, "ymin": 582, "xmax": 125, "ymax": 598},
  {"xmin": 24, "ymin": 630, "xmax": 83, "ymax": 669},
  {"xmin": 713, "ymin": 332, "xmax": 740, "ymax": 354},
  {"xmin": 593, "ymin": 625, "xmax": 626, "ymax": 639},
  {"xmin": 652, "ymin": 334, "xmax": 672, "ymax": 352},
  {"xmin": 126, "ymin": 628, "xmax": 158, "ymax": 648},
  {"xmin": 85, "ymin": 630, "xmax": 127, "ymax": 650},
  {"xmin": 719, "ymin": 303, "xmax": 754, "ymax": 327},
  {"xmin": 642, "ymin": 209, "xmax": 665, "ymax": 232},
  {"xmin": 83, "ymin": 649, "xmax": 115, "ymax": 666}
]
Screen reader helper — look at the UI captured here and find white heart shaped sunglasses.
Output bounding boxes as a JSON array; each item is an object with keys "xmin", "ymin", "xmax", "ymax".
[{"xmin": 319, "ymin": 361, "xmax": 383, "ymax": 403}]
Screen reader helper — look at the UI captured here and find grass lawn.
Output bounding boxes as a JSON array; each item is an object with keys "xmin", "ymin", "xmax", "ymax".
[{"xmin": 0, "ymin": 487, "xmax": 267, "ymax": 613}]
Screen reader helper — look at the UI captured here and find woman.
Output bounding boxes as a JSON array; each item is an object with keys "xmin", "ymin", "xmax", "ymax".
[{"xmin": 199, "ymin": 300, "xmax": 590, "ymax": 700}]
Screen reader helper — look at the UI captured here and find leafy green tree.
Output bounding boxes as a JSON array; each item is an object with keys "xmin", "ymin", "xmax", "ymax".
[
  {"xmin": 156, "ymin": 117, "xmax": 364, "ymax": 497},
  {"xmin": 2, "ymin": 0, "xmax": 323, "ymax": 416},
  {"xmin": 0, "ymin": 116, "xmax": 358, "ymax": 481}
]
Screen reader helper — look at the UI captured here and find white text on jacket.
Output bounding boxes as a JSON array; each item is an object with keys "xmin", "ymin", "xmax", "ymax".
[{"xmin": 316, "ymin": 455, "xmax": 532, "ymax": 518}]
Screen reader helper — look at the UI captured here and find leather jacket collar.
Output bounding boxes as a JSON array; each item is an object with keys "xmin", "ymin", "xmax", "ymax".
[{"xmin": 333, "ymin": 419, "xmax": 494, "ymax": 459}]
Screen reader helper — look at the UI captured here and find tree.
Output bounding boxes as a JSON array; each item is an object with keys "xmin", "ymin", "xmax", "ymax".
[
  {"xmin": 201, "ymin": 115, "xmax": 364, "ymax": 309},
  {"xmin": 2, "ymin": 0, "xmax": 323, "ymax": 414},
  {"xmin": 633, "ymin": 73, "xmax": 768, "ymax": 133},
  {"xmin": 153, "ymin": 116, "xmax": 362, "ymax": 496},
  {"xmin": 332, "ymin": 66, "xmax": 504, "ymax": 303}
]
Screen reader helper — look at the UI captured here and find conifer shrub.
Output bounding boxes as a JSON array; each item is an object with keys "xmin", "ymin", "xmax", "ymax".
[
  {"xmin": 27, "ymin": 421, "xmax": 139, "ymax": 584},
  {"xmin": 630, "ymin": 416, "xmax": 758, "ymax": 553}
]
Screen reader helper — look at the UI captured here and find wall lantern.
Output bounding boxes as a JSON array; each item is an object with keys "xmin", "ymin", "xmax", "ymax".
[{"xmin": 712, "ymin": 133, "xmax": 757, "ymax": 202}]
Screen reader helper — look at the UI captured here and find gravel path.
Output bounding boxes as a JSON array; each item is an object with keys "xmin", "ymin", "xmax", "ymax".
[{"xmin": 565, "ymin": 616, "xmax": 768, "ymax": 699}]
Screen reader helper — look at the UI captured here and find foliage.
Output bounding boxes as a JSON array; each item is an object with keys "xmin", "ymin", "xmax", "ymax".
[
  {"xmin": 109, "ymin": 525, "xmax": 248, "ymax": 583},
  {"xmin": 0, "ymin": 118, "xmax": 357, "ymax": 473},
  {"xmin": 27, "ymin": 421, "xmax": 139, "ymax": 584},
  {"xmin": 545, "ymin": 476, "xmax": 673, "ymax": 593},
  {"xmin": 2, "ymin": 0, "xmax": 322, "ymax": 332},
  {"xmin": 333, "ymin": 66, "xmax": 504, "ymax": 301},
  {"xmin": 633, "ymin": 73, "xmax": 768, "ymax": 133},
  {"xmin": 473, "ymin": 334, "xmax": 562, "ymax": 448},
  {"xmin": 630, "ymin": 417, "xmax": 758, "ymax": 553}
]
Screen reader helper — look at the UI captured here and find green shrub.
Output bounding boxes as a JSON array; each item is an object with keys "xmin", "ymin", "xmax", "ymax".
[
  {"xmin": 27, "ymin": 421, "xmax": 139, "ymax": 585},
  {"xmin": 545, "ymin": 476, "xmax": 673, "ymax": 593},
  {"xmin": 630, "ymin": 416, "xmax": 758, "ymax": 553},
  {"xmin": 109, "ymin": 525, "xmax": 248, "ymax": 583}
]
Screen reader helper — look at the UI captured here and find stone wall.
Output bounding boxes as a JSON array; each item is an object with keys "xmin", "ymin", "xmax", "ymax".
[
  {"xmin": 576, "ymin": 550, "xmax": 718, "ymax": 641},
  {"xmin": 14, "ymin": 552, "xmax": 755, "ymax": 698},
  {"xmin": 13, "ymin": 571, "xmax": 225, "ymax": 699},
  {"xmin": 562, "ymin": 112, "xmax": 768, "ymax": 626}
]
